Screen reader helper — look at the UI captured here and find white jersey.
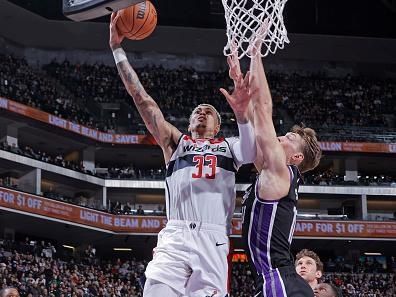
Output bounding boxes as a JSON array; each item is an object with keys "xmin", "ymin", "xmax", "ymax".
[{"xmin": 165, "ymin": 135, "xmax": 240, "ymax": 231}]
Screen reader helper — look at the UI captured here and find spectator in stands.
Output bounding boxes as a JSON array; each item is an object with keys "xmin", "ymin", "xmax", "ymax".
[
  {"xmin": 112, "ymin": 201, "xmax": 122, "ymax": 214},
  {"xmin": 314, "ymin": 283, "xmax": 342, "ymax": 297},
  {"xmin": 123, "ymin": 202, "xmax": 132, "ymax": 215},
  {"xmin": 156, "ymin": 205, "xmax": 164, "ymax": 216},
  {"xmin": 84, "ymin": 245, "xmax": 96, "ymax": 265},
  {"xmin": 136, "ymin": 205, "xmax": 145, "ymax": 216},
  {"xmin": 295, "ymin": 249, "xmax": 324, "ymax": 290},
  {"xmin": 41, "ymin": 242, "xmax": 56, "ymax": 259}
]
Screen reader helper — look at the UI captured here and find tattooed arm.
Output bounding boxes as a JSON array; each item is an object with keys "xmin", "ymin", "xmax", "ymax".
[
  {"xmin": 110, "ymin": 13, "xmax": 181, "ymax": 163},
  {"xmin": 115, "ymin": 58, "xmax": 181, "ymax": 161}
]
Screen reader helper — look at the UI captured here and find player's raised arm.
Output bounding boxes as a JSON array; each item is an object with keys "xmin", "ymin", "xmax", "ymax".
[
  {"xmin": 220, "ymin": 55, "xmax": 256, "ymax": 165},
  {"xmin": 249, "ymin": 40, "xmax": 291, "ymax": 200},
  {"xmin": 109, "ymin": 12, "xmax": 181, "ymax": 162}
]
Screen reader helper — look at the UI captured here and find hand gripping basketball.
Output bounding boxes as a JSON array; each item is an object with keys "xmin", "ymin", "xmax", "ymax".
[
  {"xmin": 109, "ymin": 12, "xmax": 125, "ymax": 50},
  {"xmin": 116, "ymin": 0, "xmax": 157, "ymax": 40}
]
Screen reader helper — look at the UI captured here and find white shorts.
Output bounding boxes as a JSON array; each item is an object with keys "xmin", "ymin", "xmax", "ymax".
[{"xmin": 145, "ymin": 220, "xmax": 230, "ymax": 297}]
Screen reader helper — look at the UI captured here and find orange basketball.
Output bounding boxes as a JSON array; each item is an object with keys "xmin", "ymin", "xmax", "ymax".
[{"xmin": 116, "ymin": 1, "xmax": 157, "ymax": 40}]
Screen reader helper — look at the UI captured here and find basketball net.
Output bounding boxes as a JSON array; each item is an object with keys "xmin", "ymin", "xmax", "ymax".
[{"xmin": 222, "ymin": 0, "xmax": 289, "ymax": 59}]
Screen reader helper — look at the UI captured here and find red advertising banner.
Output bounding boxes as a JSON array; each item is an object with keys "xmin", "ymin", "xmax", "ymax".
[
  {"xmin": 1, "ymin": 97, "xmax": 395, "ymax": 152},
  {"xmin": 1, "ymin": 187, "xmax": 395, "ymax": 238},
  {"xmin": 0, "ymin": 97, "xmax": 156, "ymax": 145},
  {"xmin": 0, "ymin": 187, "xmax": 167, "ymax": 233},
  {"xmin": 293, "ymin": 220, "xmax": 396, "ymax": 238},
  {"xmin": 320, "ymin": 141, "xmax": 396, "ymax": 154}
]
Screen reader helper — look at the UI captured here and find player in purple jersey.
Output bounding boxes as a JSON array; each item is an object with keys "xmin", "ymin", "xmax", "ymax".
[{"xmin": 233, "ymin": 28, "xmax": 323, "ymax": 297}]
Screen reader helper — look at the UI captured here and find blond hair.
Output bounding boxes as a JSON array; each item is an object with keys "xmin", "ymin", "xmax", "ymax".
[{"xmin": 291, "ymin": 125, "xmax": 322, "ymax": 173}]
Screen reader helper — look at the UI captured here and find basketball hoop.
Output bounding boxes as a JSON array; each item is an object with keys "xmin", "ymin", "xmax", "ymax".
[{"xmin": 222, "ymin": 0, "xmax": 289, "ymax": 59}]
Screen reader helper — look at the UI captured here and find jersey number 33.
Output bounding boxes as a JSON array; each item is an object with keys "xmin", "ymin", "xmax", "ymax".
[{"xmin": 192, "ymin": 155, "xmax": 217, "ymax": 179}]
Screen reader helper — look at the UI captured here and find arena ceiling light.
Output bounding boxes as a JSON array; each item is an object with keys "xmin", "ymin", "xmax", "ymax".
[
  {"xmin": 364, "ymin": 252, "xmax": 382, "ymax": 256},
  {"xmin": 62, "ymin": 245, "xmax": 75, "ymax": 250},
  {"xmin": 113, "ymin": 248, "xmax": 132, "ymax": 251}
]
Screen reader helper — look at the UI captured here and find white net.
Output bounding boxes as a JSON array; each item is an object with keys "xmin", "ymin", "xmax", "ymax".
[{"xmin": 222, "ymin": 0, "xmax": 289, "ymax": 59}]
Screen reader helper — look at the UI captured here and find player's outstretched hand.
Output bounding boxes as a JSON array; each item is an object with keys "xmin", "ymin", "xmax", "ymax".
[
  {"xmin": 227, "ymin": 44, "xmax": 242, "ymax": 84},
  {"xmin": 109, "ymin": 12, "xmax": 125, "ymax": 50},
  {"xmin": 220, "ymin": 64, "xmax": 251, "ymax": 123},
  {"xmin": 248, "ymin": 18, "xmax": 269, "ymax": 57}
]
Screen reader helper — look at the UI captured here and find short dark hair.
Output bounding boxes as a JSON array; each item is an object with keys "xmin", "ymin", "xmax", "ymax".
[
  {"xmin": 291, "ymin": 125, "xmax": 322, "ymax": 173},
  {"xmin": 190, "ymin": 104, "xmax": 222, "ymax": 126},
  {"xmin": 328, "ymin": 283, "xmax": 343, "ymax": 297},
  {"xmin": 295, "ymin": 249, "xmax": 324, "ymax": 273}
]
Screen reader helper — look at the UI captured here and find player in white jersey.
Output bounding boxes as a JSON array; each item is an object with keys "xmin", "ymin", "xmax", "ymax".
[{"xmin": 109, "ymin": 13, "xmax": 256, "ymax": 297}]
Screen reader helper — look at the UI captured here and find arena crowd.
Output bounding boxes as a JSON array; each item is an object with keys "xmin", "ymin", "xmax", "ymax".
[
  {"xmin": 1, "ymin": 238, "xmax": 395, "ymax": 297},
  {"xmin": 2, "ymin": 54, "xmax": 394, "ymax": 141}
]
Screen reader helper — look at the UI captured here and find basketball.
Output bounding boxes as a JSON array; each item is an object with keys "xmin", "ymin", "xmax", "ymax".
[{"xmin": 116, "ymin": 1, "xmax": 157, "ymax": 40}]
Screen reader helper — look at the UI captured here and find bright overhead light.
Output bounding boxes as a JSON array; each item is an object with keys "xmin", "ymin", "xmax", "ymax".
[
  {"xmin": 62, "ymin": 245, "xmax": 75, "ymax": 250},
  {"xmin": 364, "ymin": 252, "xmax": 382, "ymax": 256},
  {"xmin": 233, "ymin": 249, "xmax": 245, "ymax": 252},
  {"xmin": 113, "ymin": 248, "xmax": 132, "ymax": 251}
]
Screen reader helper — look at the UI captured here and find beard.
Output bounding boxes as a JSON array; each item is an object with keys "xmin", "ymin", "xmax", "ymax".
[{"xmin": 195, "ymin": 123, "xmax": 207, "ymax": 129}]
